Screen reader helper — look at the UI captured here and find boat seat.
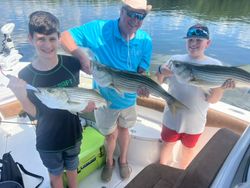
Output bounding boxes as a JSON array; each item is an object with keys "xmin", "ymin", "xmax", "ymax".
[{"xmin": 125, "ymin": 128, "xmax": 240, "ymax": 188}]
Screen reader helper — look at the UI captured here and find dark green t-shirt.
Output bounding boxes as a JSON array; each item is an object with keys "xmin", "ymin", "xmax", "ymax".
[{"xmin": 19, "ymin": 54, "xmax": 82, "ymax": 152}]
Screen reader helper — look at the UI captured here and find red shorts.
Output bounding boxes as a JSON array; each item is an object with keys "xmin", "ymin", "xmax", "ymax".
[{"xmin": 161, "ymin": 126, "xmax": 201, "ymax": 148}]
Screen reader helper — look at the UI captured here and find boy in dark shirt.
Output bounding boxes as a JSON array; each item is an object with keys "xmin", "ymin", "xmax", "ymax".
[{"xmin": 7, "ymin": 11, "xmax": 95, "ymax": 188}]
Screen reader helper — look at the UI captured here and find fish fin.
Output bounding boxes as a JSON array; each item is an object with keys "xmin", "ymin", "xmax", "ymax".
[
  {"xmin": 110, "ymin": 84, "xmax": 124, "ymax": 96},
  {"xmin": 236, "ymin": 65, "xmax": 250, "ymax": 72},
  {"xmin": 67, "ymin": 100, "xmax": 81, "ymax": 105},
  {"xmin": 240, "ymin": 88, "xmax": 250, "ymax": 96},
  {"xmin": 67, "ymin": 100, "xmax": 88, "ymax": 113},
  {"xmin": 203, "ymin": 88, "xmax": 212, "ymax": 95},
  {"xmin": 69, "ymin": 111, "xmax": 78, "ymax": 115},
  {"xmin": 162, "ymin": 77, "xmax": 170, "ymax": 85},
  {"xmin": 106, "ymin": 101, "xmax": 112, "ymax": 108}
]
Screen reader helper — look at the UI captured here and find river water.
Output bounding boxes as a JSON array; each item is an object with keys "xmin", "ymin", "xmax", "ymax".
[{"xmin": 0, "ymin": 0, "xmax": 249, "ymax": 110}]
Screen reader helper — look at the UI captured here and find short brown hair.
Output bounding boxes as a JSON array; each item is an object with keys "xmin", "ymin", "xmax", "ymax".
[{"xmin": 29, "ymin": 11, "xmax": 60, "ymax": 37}]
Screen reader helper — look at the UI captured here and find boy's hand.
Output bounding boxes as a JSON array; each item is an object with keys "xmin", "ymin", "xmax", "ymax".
[
  {"xmin": 205, "ymin": 79, "xmax": 236, "ymax": 103},
  {"xmin": 156, "ymin": 64, "xmax": 173, "ymax": 83},
  {"xmin": 82, "ymin": 101, "xmax": 96, "ymax": 112},
  {"xmin": 7, "ymin": 75, "xmax": 28, "ymax": 100}
]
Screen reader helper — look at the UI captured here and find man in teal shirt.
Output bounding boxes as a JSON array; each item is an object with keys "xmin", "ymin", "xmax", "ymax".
[{"xmin": 61, "ymin": 0, "xmax": 152, "ymax": 182}]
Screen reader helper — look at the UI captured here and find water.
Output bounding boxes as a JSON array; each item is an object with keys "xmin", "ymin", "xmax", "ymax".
[{"xmin": 0, "ymin": 0, "xmax": 249, "ymax": 111}]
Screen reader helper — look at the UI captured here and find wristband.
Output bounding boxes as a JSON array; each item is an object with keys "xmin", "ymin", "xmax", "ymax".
[{"xmin": 158, "ymin": 65, "xmax": 162, "ymax": 74}]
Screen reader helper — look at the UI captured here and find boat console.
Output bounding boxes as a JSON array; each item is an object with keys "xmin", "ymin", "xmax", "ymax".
[{"xmin": 0, "ymin": 23, "xmax": 22, "ymax": 71}]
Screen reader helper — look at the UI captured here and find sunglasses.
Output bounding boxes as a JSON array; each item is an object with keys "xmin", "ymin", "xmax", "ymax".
[
  {"xmin": 187, "ymin": 28, "xmax": 209, "ymax": 38},
  {"xmin": 124, "ymin": 8, "xmax": 147, "ymax": 21}
]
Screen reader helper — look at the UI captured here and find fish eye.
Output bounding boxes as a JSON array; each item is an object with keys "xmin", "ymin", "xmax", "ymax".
[
  {"xmin": 174, "ymin": 63, "xmax": 181, "ymax": 67},
  {"xmin": 47, "ymin": 88, "xmax": 55, "ymax": 93}
]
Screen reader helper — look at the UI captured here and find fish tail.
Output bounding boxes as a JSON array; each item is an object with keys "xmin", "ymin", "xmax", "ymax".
[{"xmin": 167, "ymin": 99, "xmax": 188, "ymax": 116}]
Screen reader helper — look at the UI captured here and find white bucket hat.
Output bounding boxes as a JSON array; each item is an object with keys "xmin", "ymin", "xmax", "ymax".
[{"xmin": 122, "ymin": 0, "xmax": 152, "ymax": 12}]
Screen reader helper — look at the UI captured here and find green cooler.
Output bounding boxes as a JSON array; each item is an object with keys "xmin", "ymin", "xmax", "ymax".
[{"xmin": 63, "ymin": 126, "xmax": 106, "ymax": 186}]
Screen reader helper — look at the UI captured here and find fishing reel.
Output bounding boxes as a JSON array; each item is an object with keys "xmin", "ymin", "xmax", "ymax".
[{"xmin": 0, "ymin": 23, "xmax": 22, "ymax": 70}]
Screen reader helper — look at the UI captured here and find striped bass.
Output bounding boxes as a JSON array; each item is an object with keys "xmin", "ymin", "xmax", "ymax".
[
  {"xmin": 171, "ymin": 60, "xmax": 250, "ymax": 89},
  {"xmin": 33, "ymin": 87, "xmax": 106, "ymax": 113},
  {"xmin": 91, "ymin": 61, "xmax": 187, "ymax": 114}
]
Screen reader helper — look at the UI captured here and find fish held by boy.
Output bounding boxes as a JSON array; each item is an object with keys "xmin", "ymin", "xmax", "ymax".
[
  {"xmin": 32, "ymin": 87, "xmax": 107, "ymax": 113},
  {"xmin": 91, "ymin": 61, "xmax": 188, "ymax": 114},
  {"xmin": 171, "ymin": 60, "xmax": 250, "ymax": 90}
]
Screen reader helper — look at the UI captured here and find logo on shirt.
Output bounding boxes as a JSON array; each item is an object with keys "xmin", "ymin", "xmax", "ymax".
[{"xmin": 56, "ymin": 79, "xmax": 74, "ymax": 87}]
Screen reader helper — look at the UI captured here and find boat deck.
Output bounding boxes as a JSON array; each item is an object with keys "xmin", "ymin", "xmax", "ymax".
[{"xmin": 0, "ymin": 103, "xmax": 220, "ymax": 188}]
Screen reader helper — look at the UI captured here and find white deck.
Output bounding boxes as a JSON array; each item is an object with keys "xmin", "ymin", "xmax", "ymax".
[
  {"xmin": 0, "ymin": 116, "xmax": 50, "ymax": 187},
  {"xmin": 0, "ymin": 104, "xmax": 220, "ymax": 188}
]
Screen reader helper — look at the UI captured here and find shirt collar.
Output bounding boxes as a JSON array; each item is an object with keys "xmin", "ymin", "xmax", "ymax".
[{"xmin": 114, "ymin": 19, "xmax": 122, "ymax": 39}]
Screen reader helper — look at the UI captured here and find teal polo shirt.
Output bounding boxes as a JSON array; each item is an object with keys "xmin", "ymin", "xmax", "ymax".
[{"xmin": 69, "ymin": 19, "xmax": 152, "ymax": 109}]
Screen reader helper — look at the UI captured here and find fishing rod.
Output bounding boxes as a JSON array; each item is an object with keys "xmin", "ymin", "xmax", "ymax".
[
  {"xmin": 0, "ymin": 120, "xmax": 36, "ymax": 125},
  {"xmin": 0, "ymin": 67, "xmax": 39, "ymax": 92}
]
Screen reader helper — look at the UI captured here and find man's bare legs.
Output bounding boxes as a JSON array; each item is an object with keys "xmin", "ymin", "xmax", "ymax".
[
  {"xmin": 105, "ymin": 128, "xmax": 118, "ymax": 166},
  {"xmin": 102, "ymin": 124, "xmax": 131, "ymax": 181},
  {"xmin": 117, "ymin": 126, "xmax": 130, "ymax": 164},
  {"xmin": 105, "ymin": 126, "xmax": 130, "ymax": 165}
]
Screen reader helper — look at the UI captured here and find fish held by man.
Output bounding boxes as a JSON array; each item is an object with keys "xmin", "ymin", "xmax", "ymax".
[
  {"xmin": 33, "ymin": 87, "xmax": 107, "ymax": 113},
  {"xmin": 171, "ymin": 60, "xmax": 250, "ymax": 89},
  {"xmin": 91, "ymin": 61, "xmax": 188, "ymax": 114}
]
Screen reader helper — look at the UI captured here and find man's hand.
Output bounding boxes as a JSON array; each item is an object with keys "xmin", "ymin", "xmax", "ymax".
[
  {"xmin": 81, "ymin": 59, "xmax": 91, "ymax": 75},
  {"xmin": 60, "ymin": 31, "xmax": 92, "ymax": 75},
  {"xmin": 82, "ymin": 101, "xmax": 96, "ymax": 113},
  {"xmin": 221, "ymin": 79, "xmax": 235, "ymax": 89},
  {"xmin": 137, "ymin": 86, "xmax": 150, "ymax": 97}
]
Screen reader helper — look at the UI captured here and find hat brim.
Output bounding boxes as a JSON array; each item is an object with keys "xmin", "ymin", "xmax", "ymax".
[
  {"xmin": 183, "ymin": 36, "xmax": 209, "ymax": 39},
  {"xmin": 122, "ymin": 1, "xmax": 152, "ymax": 13}
]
